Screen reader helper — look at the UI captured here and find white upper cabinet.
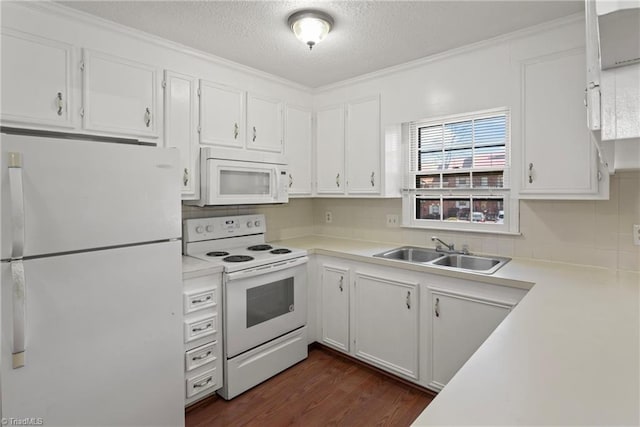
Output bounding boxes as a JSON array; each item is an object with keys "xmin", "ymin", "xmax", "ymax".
[
  {"xmin": 199, "ymin": 80, "xmax": 245, "ymax": 149},
  {"xmin": 585, "ymin": 0, "xmax": 602, "ymax": 131},
  {"xmin": 247, "ymin": 94, "xmax": 283, "ymax": 153},
  {"xmin": 354, "ymin": 272, "xmax": 419, "ymax": 380},
  {"xmin": 164, "ymin": 70, "xmax": 199, "ymax": 200},
  {"xmin": 82, "ymin": 49, "xmax": 159, "ymax": 138},
  {"xmin": 284, "ymin": 105, "xmax": 313, "ymax": 195},
  {"xmin": 427, "ymin": 288, "xmax": 511, "ymax": 391},
  {"xmin": 315, "ymin": 105, "xmax": 346, "ymax": 194},
  {"xmin": 519, "ymin": 49, "xmax": 607, "ymax": 199},
  {"xmin": 346, "ymin": 96, "xmax": 381, "ymax": 194},
  {"xmin": 1, "ymin": 28, "xmax": 75, "ymax": 129}
]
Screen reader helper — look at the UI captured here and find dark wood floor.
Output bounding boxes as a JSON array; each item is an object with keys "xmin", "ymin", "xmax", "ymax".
[{"xmin": 186, "ymin": 346, "xmax": 434, "ymax": 427}]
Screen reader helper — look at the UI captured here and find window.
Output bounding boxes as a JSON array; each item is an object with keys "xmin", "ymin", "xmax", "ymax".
[{"xmin": 402, "ymin": 108, "xmax": 516, "ymax": 233}]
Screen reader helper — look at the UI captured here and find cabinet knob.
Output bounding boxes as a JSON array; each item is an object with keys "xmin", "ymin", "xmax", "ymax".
[
  {"xmin": 435, "ymin": 297, "xmax": 440, "ymax": 317},
  {"xmin": 234, "ymin": 122, "xmax": 239, "ymax": 139},
  {"xmin": 528, "ymin": 163, "xmax": 534, "ymax": 184},
  {"xmin": 56, "ymin": 92, "xmax": 64, "ymax": 116},
  {"xmin": 183, "ymin": 168, "xmax": 189, "ymax": 186},
  {"xmin": 144, "ymin": 107, "xmax": 152, "ymax": 127}
]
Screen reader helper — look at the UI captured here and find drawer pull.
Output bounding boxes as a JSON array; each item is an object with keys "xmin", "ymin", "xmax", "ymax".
[
  {"xmin": 192, "ymin": 323, "xmax": 212, "ymax": 333},
  {"xmin": 191, "ymin": 296, "xmax": 212, "ymax": 305},
  {"xmin": 193, "ymin": 377, "xmax": 212, "ymax": 388},
  {"xmin": 192, "ymin": 351, "xmax": 212, "ymax": 361}
]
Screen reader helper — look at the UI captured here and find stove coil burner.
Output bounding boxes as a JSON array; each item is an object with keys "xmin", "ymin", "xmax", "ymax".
[
  {"xmin": 223, "ymin": 255, "xmax": 254, "ymax": 263},
  {"xmin": 270, "ymin": 248, "xmax": 292, "ymax": 254},
  {"xmin": 247, "ymin": 244, "xmax": 273, "ymax": 251},
  {"xmin": 206, "ymin": 251, "xmax": 230, "ymax": 257}
]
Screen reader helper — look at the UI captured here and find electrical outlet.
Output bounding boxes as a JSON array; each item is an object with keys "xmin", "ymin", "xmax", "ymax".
[
  {"xmin": 634, "ymin": 224, "xmax": 640, "ymax": 246},
  {"xmin": 386, "ymin": 214, "xmax": 399, "ymax": 227},
  {"xmin": 325, "ymin": 211, "xmax": 333, "ymax": 223}
]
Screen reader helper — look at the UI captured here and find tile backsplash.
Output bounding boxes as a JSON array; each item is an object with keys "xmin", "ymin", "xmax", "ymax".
[{"xmin": 182, "ymin": 171, "xmax": 640, "ymax": 272}]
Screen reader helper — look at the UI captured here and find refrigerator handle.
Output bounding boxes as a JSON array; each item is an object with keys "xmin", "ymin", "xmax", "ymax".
[{"xmin": 9, "ymin": 152, "xmax": 26, "ymax": 369}]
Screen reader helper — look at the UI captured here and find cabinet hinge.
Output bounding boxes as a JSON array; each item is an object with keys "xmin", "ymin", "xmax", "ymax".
[
  {"xmin": 597, "ymin": 170, "xmax": 602, "ymax": 181},
  {"xmin": 162, "ymin": 80, "xmax": 167, "ymax": 89},
  {"xmin": 79, "ymin": 108, "xmax": 85, "ymax": 117},
  {"xmin": 197, "ymin": 88, "xmax": 201, "ymax": 97},
  {"xmin": 197, "ymin": 126, "xmax": 201, "ymax": 133},
  {"xmin": 79, "ymin": 61, "xmax": 85, "ymax": 71}
]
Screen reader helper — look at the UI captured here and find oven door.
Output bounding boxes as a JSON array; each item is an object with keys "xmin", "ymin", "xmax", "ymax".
[
  {"xmin": 224, "ymin": 257, "xmax": 308, "ymax": 358},
  {"xmin": 205, "ymin": 159, "xmax": 287, "ymax": 205}
]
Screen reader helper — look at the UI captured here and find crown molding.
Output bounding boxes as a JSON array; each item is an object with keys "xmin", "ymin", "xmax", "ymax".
[
  {"xmin": 313, "ymin": 12, "xmax": 585, "ymax": 93},
  {"xmin": 14, "ymin": 1, "xmax": 313, "ymax": 93}
]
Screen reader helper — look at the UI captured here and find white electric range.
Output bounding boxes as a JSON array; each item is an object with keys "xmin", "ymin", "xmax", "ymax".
[{"xmin": 183, "ymin": 214, "xmax": 308, "ymax": 400}]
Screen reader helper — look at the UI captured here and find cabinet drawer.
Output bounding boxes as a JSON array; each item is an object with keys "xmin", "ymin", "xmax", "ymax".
[
  {"xmin": 185, "ymin": 341, "xmax": 218, "ymax": 372},
  {"xmin": 184, "ymin": 288, "xmax": 217, "ymax": 314},
  {"xmin": 186, "ymin": 368, "xmax": 218, "ymax": 398},
  {"xmin": 184, "ymin": 315, "xmax": 217, "ymax": 343}
]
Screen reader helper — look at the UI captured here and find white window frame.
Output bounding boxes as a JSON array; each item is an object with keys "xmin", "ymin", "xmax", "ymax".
[{"xmin": 401, "ymin": 107, "xmax": 519, "ymax": 234}]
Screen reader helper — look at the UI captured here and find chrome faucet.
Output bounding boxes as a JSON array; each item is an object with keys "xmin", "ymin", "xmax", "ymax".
[{"xmin": 431, "ymin": 236, "xmax": 470, "ymax": 255}]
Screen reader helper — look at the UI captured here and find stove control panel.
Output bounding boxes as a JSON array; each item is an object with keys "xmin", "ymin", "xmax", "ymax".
[{"xmin": 183, "ymin": 214, "xmax": 267, "ymax": 243}]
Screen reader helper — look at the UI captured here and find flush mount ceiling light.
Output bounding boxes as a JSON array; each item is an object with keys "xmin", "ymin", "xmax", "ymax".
[{"xmin": 288, "ymin": 10, "xmax": 334, "ymax": 50}]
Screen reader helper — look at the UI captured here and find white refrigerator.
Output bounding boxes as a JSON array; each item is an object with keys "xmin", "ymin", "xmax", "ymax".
[{"xmin": 0, "ymin": 133, "xmax": 184, "ymax": 426}]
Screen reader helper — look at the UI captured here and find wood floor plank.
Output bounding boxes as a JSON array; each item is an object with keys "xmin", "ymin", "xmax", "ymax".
[{"xmin": 186, "ymin": 347, "xmax": 433, "ymax": 427}]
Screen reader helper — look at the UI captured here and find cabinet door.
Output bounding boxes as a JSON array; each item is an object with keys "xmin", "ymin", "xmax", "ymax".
[
  {"xmin": 164, "ymin": 71, "xmax": 199, "ymax": 200},
  {"xmin": 520, "ymin": 49, "xmax": 599, "ymax": 196},
  {"xmin": 1, "ymin": 28, "xmax": 75, "ymax": 129},
  {"xmin": 316, "ymin": 105, "xmax": 345, "ymax": 194},
  {"xmin": 320, "ymin": 265, "xmax": 350, "ymax": 352},
  {"xmin": 82, "ymin": 49, "xmax": 159, "ymax": 138},
  {"xmin": 199, "ymin": 80, "xmax": 245, "ymax": 148},
  {"xmin": 284, "ymin": 105, "xmax": 312, "ymax": 195},
  {"xmin": 585, "ymin": 0, "xmax": 601, "ymax": 131},
  {"xmin": 346, "ymin": 96, "xmax": 381, "ymax": 194},
  {"xmin": 354, "ymin": 272, "xmax": 418, "ymax": 379},
  {"xmin": 247, "ymin": 94, "xmax": 283, "ymax": 153},
  {"xmin": 429, "ymin": 289, "xmax": 510, "ymax": 390}
]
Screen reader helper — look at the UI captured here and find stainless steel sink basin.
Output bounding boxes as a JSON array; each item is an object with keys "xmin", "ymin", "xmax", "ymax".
[
  {"xmin": 432, "ymin": 254, "xmax": 510, "ymax": 274},
  {"xmin": 373, "ymin": 246, "xmax": 444, "ymax": 263},
  {"xmin": 373, "ymin": 246, "xmax": 510, "ymax": 274}
]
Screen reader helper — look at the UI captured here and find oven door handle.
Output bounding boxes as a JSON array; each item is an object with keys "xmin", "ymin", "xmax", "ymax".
[{"xmin": 225, "ymin": 256, "xmax": 309, "ymax": 281}]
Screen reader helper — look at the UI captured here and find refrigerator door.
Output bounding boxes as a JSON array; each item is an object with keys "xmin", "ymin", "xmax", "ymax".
[
  {"xmin": 1, "ymin": 241, "xmax": 184, "ymax": 426},
  {"xmin": 1, "ymin": 134, "xmax": 180, "ymax": 259}
]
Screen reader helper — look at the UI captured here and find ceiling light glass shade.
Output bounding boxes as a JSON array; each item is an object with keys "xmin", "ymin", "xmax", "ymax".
[{"xmin": 288, "ymin": 11, "xmax": 334, "ymax": 50}]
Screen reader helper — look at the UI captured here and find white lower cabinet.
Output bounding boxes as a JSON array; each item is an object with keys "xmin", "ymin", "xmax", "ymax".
[
  {"xmin": 183, "ymin": 269, "xmax": 223, "ymax": 406},
  {"xmin": 426, "ymin": 288, "xmax": 516, "ymax": 391},
  {"xmin": 354, "ymin": 272, "xmax": 418, "ymax": 379},
  {"xmin": 320, "ymin": 264, "xmax": 350, "ymax": 352},
  {"xmin": 315, "ymin": 255, "xmax": 527, "ymax": 391}
]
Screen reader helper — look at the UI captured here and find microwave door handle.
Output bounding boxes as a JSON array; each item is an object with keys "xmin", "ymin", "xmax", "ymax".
[
  {"xmin": 272, "ymin": 167, "xmax": 278, "ymax": 199},
  {"xmin": 225, "ymin": 256, "xmax": 309, "ymax": 281}
]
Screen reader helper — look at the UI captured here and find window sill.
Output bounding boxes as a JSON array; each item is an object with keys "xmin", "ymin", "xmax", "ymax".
[{"xmin": 401, "ymin": 224, "xmax": 522, "ymax": 236}]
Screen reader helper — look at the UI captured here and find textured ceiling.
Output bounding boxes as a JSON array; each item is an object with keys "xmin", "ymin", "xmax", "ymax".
[{"xmin": 57, "ymin": 1, "xmax": 584, "ymax": 88}]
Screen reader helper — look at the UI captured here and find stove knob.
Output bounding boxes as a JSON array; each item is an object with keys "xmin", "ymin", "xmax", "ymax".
[
  {"xmin": 205, "ymin": 225, "xmax": 214, "ymax": 232},
  {"xmin": 254, "ymin": 220, "xmax": 261, "ymax": 227},
  {"xmin": 246, "ymin": 221, "xmax": 253, "ymax": 228},
  {"xmin": 195, "ymin": 226, "xmax": 204, "ymax": 233}
]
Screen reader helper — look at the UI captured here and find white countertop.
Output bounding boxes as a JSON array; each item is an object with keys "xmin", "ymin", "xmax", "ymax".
[
  {"xmin": 273, "ymin": 235, "xmax": 640, "ymax": 426},
  {"xmin": 181, "ymin": 255, "xmax": 223, "ymax": 278}
]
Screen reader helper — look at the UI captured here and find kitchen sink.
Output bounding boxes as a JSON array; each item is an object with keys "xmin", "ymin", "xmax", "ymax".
[
  {"xmin": 373, "ymin": 246, "xmax": 510, "ymax": 274},
  {"xmin": 373, "ymin": 246, "xmax": 444, "ymax": 263},
  {"xmin": 432, "ymin": 254, "xmax": 510, "ymax": 274}
]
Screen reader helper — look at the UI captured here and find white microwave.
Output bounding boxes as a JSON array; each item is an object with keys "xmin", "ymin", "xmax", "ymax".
[{"xmin": 191, "ymin": 148, "xmax": 289, "ymax": 206}]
